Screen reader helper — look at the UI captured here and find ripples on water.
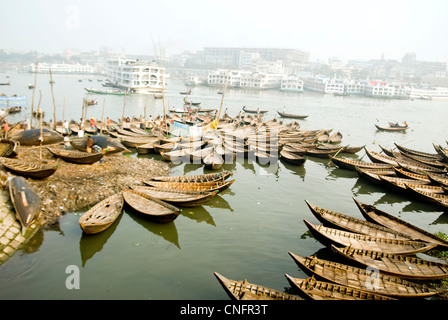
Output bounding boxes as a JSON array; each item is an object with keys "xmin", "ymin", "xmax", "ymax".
[{"xmin": 0, "ymin": 71, "xmax": 447, "ymax": 299}]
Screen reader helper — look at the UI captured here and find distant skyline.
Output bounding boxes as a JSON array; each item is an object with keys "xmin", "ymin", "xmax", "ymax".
[{"xmin": 1, "ymin": 0, "xmax": 447, "ymax": 63}]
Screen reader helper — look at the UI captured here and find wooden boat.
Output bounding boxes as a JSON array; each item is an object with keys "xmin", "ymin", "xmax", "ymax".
[
  {"xmin": 70, "ymin": 136, "xmax": 130, "ymax": 154},
  {"xmin": 0, "ymin": 157, "xmax": 58, "ymax": 179},
  {"xmin": 0, "ymin": 139, "xmax": 18, "ymax": 157},
  {"xmin": 331, "ymin": 245, "xmax": 448, "ymax": 280},
  {"xmin": 433, "ymin": 143, "xmax": 448, "ymax": 162},
  {"xmin": 143, "ymin": 179, "xmax": 235, "ymax": 193},
  {"xmin": 280, "ymin": 150, "xmax": 306, "ymax": 165},
  {"xmin": 393, "ymin": 167, "xmax": 431, "ymax": 182},
  {"xmin": 9, "ymin": 128, "xmax": 64, "ymax": 146},
  {"xmin": 131, "ymin": 186, "xmax": 217, "ymax": 207},
  {"xmin": 68, "ymin": 120, "xmax": 80, "ymax": 133},
  {"xmin": 353, "ymin": 198, "xmax": 448, "ymax": 250},
  {"xmin": 364, "ymin": 147, "xmax": 399, "ymax": 166},
  {"xmin": 160, "ymin": 149, "xmax": 187, "ymax": 163},
  {"xmin": 400, "ymin": 150, "xmax": 447, "ymax": 169},
  {"xmin": 397, "ymin": 160, "xmax": 447, "ymax": 175},
  {"xmin": 148, "ymin": 171, "xmax": 233, "ymax": 183},
  {"xmin": 153, "ymin": 141, "xmax": 179, "ymax": 154},
  {"xmin": 203, "ymin": 150, "xmax": 224, "ymax": 170},
  {"xmin": 305, "ymin": 200, "xmax": 409, "ymax": 239},
  {"xmin": 280, "ymin": 144, "xmax": 306, "ymax": 156},
  {"xmin": 78, "ymin": 193, "xmax": 124, "ymax": 234},
  {"xmin": 184, "ymin": 146, "xmax": 214, "ymax": 162},
  {"xmin": 377, "ymin": 175, "xmax": 432, "ymax": 194},
  {"xmin": 306, "ymin": 148, "xmax": 340, "ymax": 158},
  {"xmin": 427, "ymin": 172, "xmax": 448, "ymax": 187},
  {"xmin": 46, "ymin": 146, "xmax": 103, "ymax": 165},
  {"xmin": 120, "ymin": 136, "xmax": 158, "ymax": 149},
  {"xmin": 8, "ymin": 176, "xmax": 42, "ymax": 234},
  {"xmin": 214, "ymin": 272, "xmax": 303, "ymax": 300},
  {"xmin": 122, "ymin": 188, "xmax": 181, "ymax": 223},
  {"xmin": 288, "ymin": 252, "xmax": 441, "ymax": 298},
  {"xmin": 375, "ymin": 124, "xmax": 408, "ymax": 131},
  {"xmin": 135, "ymin": 142, "xmax": 155, "ymax": 154},
  {"xmin": 394, "ymin": 143, "xmax": 443, "ymax": 161},
  {"xmin": 285, "ymin": 274, "xmax": 396, "ymax": 300},
  {"xmin": 357, "ymin": 167, "xmax": 396, "ymax": 176},
  {"xmin": 330, "ymin": 156, "xmax": 394, "ymax": 171},
  {"xmin": 404, "ymin": 183, "xmax": 448, "ymax": 208},
  {"xmin": 242, "ymin": 106, "xmax": 268, "ymax": 114},
  {"xmin": 328, "ymin": 131, "xmax": 343, "ymax": 144},
  {"xmin": 277, "ymin": 111, "xmax": 308, "ymax": 119},
  {"xmin": 303, "ymin": 219, "xmax": 437, "ymax": 255},
  {"xmin": 254, "ymin": 150, "xmax": 278, "ymax": 164}
]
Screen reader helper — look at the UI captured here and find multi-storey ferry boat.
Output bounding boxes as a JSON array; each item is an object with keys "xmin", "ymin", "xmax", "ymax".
[
  {"xmin": 105, "ymin": 58, "xmax": 166, "ymax": 93},
  {"xmin": 280, "ymin": 75, "xmax": 304, "ymax": 92}
]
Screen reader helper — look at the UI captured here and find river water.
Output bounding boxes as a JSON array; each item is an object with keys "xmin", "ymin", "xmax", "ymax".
[{"xmin": 0, "ymin": 70, "xmax": 447, "ymax": 300}]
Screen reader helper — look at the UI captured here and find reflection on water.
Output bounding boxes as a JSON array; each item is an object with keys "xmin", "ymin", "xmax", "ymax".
[
  {"xmin": 79, "ymin": 214, "xmax": 122, "ymax": 267},
  {"xmin": 181, "ymin": 205, "xmax": 216, "ymax": 226},
  {"xmin": 125, "ymin": 208, "xmax": 181, "ymax": 249}
]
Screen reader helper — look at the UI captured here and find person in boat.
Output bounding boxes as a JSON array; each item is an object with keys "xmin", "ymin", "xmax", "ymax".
[
  {"xmin": 283, "ymin": 106, "xmax": 286, "ymax": 114},
  {"xmin": 106, "ymin": 117, "xmax": 111, "ymax": 125},
  {"xmin": 63, "ymin": 120, "xmax": 69, "ymax": 135},
  {"xmin": 64, "ymin": 135, "xmax": 71, "ymax": 150},
  {"xmin": 86, "ymin": 135, "xmax": 94, "ymax": 153},
  {"xmin": 89, "ymin": 117, "xmax": 96, "ymax": 128}
]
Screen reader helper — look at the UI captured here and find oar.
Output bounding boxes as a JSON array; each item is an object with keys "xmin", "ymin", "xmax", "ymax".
[{"xmin": 325, "ymin": 146, "xmax": 345, "ymax": 167}]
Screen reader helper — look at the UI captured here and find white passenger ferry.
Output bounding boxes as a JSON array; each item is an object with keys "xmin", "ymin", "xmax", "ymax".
[
  {"xmin": 280, "ymin": 75, "xmax": 304, "ymax": 92},
  {"xmin": 105, "ymin": 58, "xmax": 166, "ymax": 93}
]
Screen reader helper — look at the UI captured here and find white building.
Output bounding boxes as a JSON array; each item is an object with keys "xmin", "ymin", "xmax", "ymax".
[
  {"xmin": 105, "ymin": 58, "xmax": 165, "ymax": 93},
  {"xmin": 207, "ymin": 69, "xmax": 283, "ymax": 89},
  {"xmin": 24, "ymin": 63, "xmax": 95, "ymax": 74}
]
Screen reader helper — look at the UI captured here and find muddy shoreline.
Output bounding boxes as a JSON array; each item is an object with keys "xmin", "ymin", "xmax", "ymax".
[{"xmin": 0, "ymin": 144, "xmax": 171, "ymax": 228}]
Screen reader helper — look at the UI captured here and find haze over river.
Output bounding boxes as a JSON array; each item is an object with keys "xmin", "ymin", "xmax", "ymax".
[{"xmin": 0, "ymin": 70, "xmax": 447, "ymax": 299}]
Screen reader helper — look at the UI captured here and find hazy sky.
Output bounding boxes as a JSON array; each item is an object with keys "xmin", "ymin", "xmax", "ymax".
[{"xmin": 1, "ymin": 0, "xmax": 448, "ymax": 63}]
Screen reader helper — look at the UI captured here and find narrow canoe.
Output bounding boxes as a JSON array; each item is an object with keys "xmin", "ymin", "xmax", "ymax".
[
  {"xmin": 306, "ymin": 148, "xmax": 340, "ymax": 158},
  {"xmin": 280, "ymin": 150, "xmax": 306, "ymax": 165},
  {"xmin": 9, "ymin": 128, "xmax": 64, "ymax": 146},
  {"xmin": 0, "ymin": 139, "xmax": 18, "ymax": 157},
  {"xmin": 122, "ymin": 188, "xmax": 181, "ymax": 223},
  {"xmin": 131, "ymin": 186, "xmax": 218, "ymax": 207},
  {"xmin": 394, "ymin": 143, "xmax": 443, "ymax": 160},
  {"xmin": 0, "ymin": 157, "xmax": 58, "ymax": 179},
  {"xmin": 375, "ymin": 124, "xmax": 408, "ymax": 132},
  {"xmin": 331, "ymin": 245, "xmax": 448, "ymax": 280},
  {"xmin": 47, "ymin": 146, "xmax": 103, "ymax": 165},
  {"xmin": 353, "ymin": 198, "xmax": 448, "ymax": 250},
  {"xmin": 277, "ymin": 111, "xmax": 309, "ymax": 119},
  {"xmin": 397, "ymin": 160, "xmax": 447, "ymax": 175},
  {"xmin": 404, "ymin": 184, "xmax": 448, "ymax": 208},
  {"xmin": 364, "ymin": 147, "xmax": 399, "ymax": 166},
  {"xmin": 148, "ymin": 171, "xmax": 233, "ymax": 183},
  {"xmin": 8, "ymin": 176, "xmax": 42, "ymax": 234},
  {"xmin": 330, "ymin": 156, "xmax": 394, "ymax": 171},
  {"xmin": 305, "ymin": 200, "xmax": 410, "ymax": 239},
  {"xmin": 285, "ymin": 274, "xmax": 396, "ymax": 300},
  {"xmin": 143, "ymin": 179, "xmax": 235, "ymax": 193},
  {"xmin": 214, "ymin": 272, "xmax": 303, "ymax": 300},
  {"xmin": 78, "ymin": 193, "xmax": 124, "ymax": 234},
  {"xmin": 393, "ymin": 167, "xmax": 431, "ymax": 182},
  {"xmin": 427, "ymin": 172, "xmax": 448, "ymax": 187},
  {"xmin": 288, "ymin": 252, "xmax": 441, "ymax": 298},
  {"xmin": 203, "ymin": 151, "xmax": 224, "ymax": 170},
  {"xmin": 303, "ymin": 219, "xmax": 437, "ymax": 255},
  {"xmin": 242, "ymin": 106, "xmax": 268, "ymax": 114}
]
